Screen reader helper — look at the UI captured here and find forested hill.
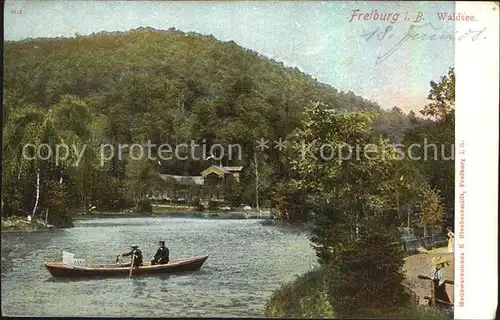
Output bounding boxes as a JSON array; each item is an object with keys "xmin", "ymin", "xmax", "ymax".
[
  {"xmin": 4, "ymin": 27, "xmax": 397, "ymax": 170},
  {"xmin": 4, "ymin": 27, "xmax": 381, "ymax": 113},
  {"xmin": 4, "ymin": 28, "xmax": 415, "ymax": 202}
]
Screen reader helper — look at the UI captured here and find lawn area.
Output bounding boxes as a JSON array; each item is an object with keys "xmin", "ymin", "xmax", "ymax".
[
  {"xmin": 71, "ymin": 204, "xmax": 271, "ymax": 219},
  {"xmin": 152, "ymin": 205, "xmax": 197, "ymax": 214}
]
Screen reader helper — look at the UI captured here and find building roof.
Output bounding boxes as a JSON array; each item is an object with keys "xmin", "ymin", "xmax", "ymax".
[
  {"xmin": 213, "ymin": 165, "xmax": 229, "ymax": 174},
  {"xmin": 201, "ymin": 165, "xmax": 243, "ymax": 177},
  {"xmin": 159, "ymin": 174, "xmax": 204, "ymax": 185},
  {"xmin": 160, "ymin": 165, "xmax": 243, "ymax": 184}
]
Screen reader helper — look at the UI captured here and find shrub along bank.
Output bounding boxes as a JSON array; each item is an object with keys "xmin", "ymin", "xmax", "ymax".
[
  {"xmin": 1, "ymin": 216, "xmax": 47, "ymax": 231},
  {"xmin": 264, "ymin": 267, "xmax": 452, "ymax": 319},
  {"xmin": 264, "ymin": 267, "xmax": 335, "ymax": 318}
]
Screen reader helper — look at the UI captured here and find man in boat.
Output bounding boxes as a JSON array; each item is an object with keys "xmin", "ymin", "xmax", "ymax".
[
  {"xmin": 151, "ymin": 241, "xmax": 169, "ymax": 265},
  {"xmin": 119, "ymin": 245, "xmax": 143, "ymax": 267}
]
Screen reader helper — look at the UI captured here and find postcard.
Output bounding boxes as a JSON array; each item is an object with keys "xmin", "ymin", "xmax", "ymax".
[{"xmin": 2, "ymin": 1, "xmax": 498, "ymax": 319}]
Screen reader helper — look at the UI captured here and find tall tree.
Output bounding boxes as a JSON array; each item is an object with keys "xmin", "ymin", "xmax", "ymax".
[
  {"xmin": 288, "ymin": 103, "xmax": 411, "ymax": 317},
  {"xmin": 404, "ymin": 67, "xmax": 455, "ymax": 223},
  {"xmin": 124, "ymin": 152, "xmax": 164, "ymax": 213},
  {"xmin": 420, "ymin": 67, "xmax": 455, "ymax": 120},
  {"xmin": 418, "ymin": 186, "xmax": 445, "ymax": 236}
]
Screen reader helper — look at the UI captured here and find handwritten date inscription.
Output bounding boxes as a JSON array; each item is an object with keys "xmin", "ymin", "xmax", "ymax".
[{"xmin": 361, "ymin": 23, "xmax": 487, "ymax": 64}]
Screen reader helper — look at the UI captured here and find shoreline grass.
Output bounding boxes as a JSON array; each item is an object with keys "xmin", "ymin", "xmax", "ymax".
[
  {"xmin": 1, "ymin": 216, "xmax": 49, "ymax": 231},
  {"xmin": 265, "ymin": 249, "xmax": 454, "ymax": 319},
  {"xmin": 71, "ymin": 205, "xmax": 272, "ymax": 220}
]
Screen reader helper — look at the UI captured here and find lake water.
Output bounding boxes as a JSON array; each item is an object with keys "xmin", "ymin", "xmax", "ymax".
[{"xmin": 1, "ymin": 217, "xmax": 317, "ymax": 317}]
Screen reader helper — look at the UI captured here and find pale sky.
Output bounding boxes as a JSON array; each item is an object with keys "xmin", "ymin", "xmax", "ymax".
[{"xmin": 4, "ymin": 1, "xmax": 456, "ymax": 112}]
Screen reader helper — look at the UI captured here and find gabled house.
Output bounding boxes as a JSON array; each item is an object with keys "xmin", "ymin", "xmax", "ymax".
[
  {"xmin": 201, "ymin": 165, "xmax": 243, "ymax": 183},
  {"xmin": 152, "ymin": 165, "xmax": 244, "ymax": 202}
]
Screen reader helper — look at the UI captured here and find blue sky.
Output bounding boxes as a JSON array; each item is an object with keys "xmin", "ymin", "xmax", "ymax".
[{"xmin": 4, "ymin": 1, "xmax": 455, "ymax": 112}]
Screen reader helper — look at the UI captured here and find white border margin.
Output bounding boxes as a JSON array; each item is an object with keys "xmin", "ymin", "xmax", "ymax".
[{"xmin": 454, "ymin": 1, "xmax": 499, "ymax": 319}]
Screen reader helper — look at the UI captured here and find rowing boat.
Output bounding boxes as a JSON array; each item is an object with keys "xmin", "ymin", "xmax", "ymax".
[{"xmin": 45, "ymin": 255, "xmax": 208, "ymax": 278}]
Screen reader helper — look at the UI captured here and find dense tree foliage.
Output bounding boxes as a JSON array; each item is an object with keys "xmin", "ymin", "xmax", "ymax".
[
  {"xmin": 2, "ymin": 28, "xmax": 453, "ymax": 233},
  {"xmin": 3, "ymin": 26, "xmax": 455, "ymax": 318},
  {"xmin": 3, "ymin": 28, "xmax": 400, "ymax": 223},
  {"xmin": 265, "ymin": 68, "xmax": 455, "ymax": 317},
  {"xmin": 403, "ymin": 68, "xmax": 455, "ymax": 225},
  {"xmin": 284, "ymin": 104, "xmax": 412, "ymax": 317},
  {"xmin": 418, "ymin": 186, "xmax": 445, "ymax": 236}
]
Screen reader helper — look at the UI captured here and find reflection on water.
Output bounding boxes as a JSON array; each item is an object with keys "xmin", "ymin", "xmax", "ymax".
[
  {"xmin": 131, "ymin": 279, "xmax": 148, "ymax": 298},
  {"xmin": 1, "ymin": 217, "xmax": 316, "ymax": 317}
]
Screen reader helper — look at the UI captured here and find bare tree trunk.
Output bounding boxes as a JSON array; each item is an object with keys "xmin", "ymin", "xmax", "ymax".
[
  {"xmin": 254, "ymin": 153, "xmax": 259, "ymax": 213},
  {"xmin": 355, "ymin": 213, "xmax": 360, "ymax": 239},
  {"xmin": 407, "ymin": 206, "xmax": 411, "ymax": 228},
  {"xmin": 83, "ymin": 173, "xmax": 89, "ymax": 215},
  {"xmin": 396, "ymin": 192, "xmax": 400, "ymax": 220},
  {"xmin": 32, "ymin": 168, "xmax": 40, "ymax": 218}
]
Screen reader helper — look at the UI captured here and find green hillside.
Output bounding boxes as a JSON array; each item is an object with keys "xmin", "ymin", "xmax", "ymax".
[
  {"xmin": 4, "ymin": 27, "xmax": 380, "ymax": 112},
  {"xmin": 3, "ymin": 28, "xmax": 388, "ymax": 176},
  {"xmin": 2, "ymin": 27, "xmax": 417, "ymax": 223}
]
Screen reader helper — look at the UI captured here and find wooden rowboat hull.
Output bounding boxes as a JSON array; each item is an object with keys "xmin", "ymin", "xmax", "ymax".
[{"xmin": 45, "ymin": 256, "xmax": 208, "ymax": 278}]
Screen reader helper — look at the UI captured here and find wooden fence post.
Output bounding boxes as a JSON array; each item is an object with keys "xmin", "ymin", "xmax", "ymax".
[
  {"xmin": 430, "ymin": 279, "xmax": 436, "ymax": 306},
  {"xmin": 418, "ymin": 274, "xmax": 454, "ymax": 307}
]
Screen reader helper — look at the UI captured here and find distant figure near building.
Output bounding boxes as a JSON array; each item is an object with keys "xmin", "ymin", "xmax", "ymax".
[{"xmin": 446, "ymin": 227, "xmax": 454, "ymax": 253}]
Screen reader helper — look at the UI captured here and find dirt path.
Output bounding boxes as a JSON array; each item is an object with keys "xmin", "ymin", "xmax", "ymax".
[{"xmin": 403, "ymin": 247, "xmax": 454, "ymax": 305}]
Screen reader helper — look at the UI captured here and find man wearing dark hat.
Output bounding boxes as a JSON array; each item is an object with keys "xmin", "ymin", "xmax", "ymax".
[
  {"xmin": 151, "ymin": 241, "xmax": 169, "ymax": 265},
  {"xmin": 119, "ymin": 245, "xmax": 143, "ymax": 267}
]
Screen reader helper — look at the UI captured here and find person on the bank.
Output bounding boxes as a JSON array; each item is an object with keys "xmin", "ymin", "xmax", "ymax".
[
  {"xmin": 151, "ymin": 241, "xmax": 169, "ymax": 265},
  {"xmin": 446, "ymin": 227, "xmax": 455, "ymax": 253},
  {"xmin": 119, "ymin": 245, "xmax": 143, "ymax": 267},
  {"xmin": 429, "ymin": 256, "xmax": 451, "ymax": 306}
]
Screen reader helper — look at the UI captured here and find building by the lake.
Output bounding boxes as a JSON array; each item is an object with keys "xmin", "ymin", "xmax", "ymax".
[{"xmin": 152, "ymin": 165, "xmax": 243, "ymax": 203}]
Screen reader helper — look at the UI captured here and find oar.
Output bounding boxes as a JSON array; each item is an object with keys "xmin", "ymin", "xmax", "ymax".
[{"xmin": 129, "ymin": 251, "xmax": 135, "ymax": 278}]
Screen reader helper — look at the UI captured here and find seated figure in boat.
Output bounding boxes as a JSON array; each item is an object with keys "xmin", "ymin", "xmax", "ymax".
[
  {"xmin": 119, "ymin": 245, "xmax": 143, "ymax": 267},
  {"xmin": 151, "ymin": 241, "xmax": 169, "ymax": 265}
]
